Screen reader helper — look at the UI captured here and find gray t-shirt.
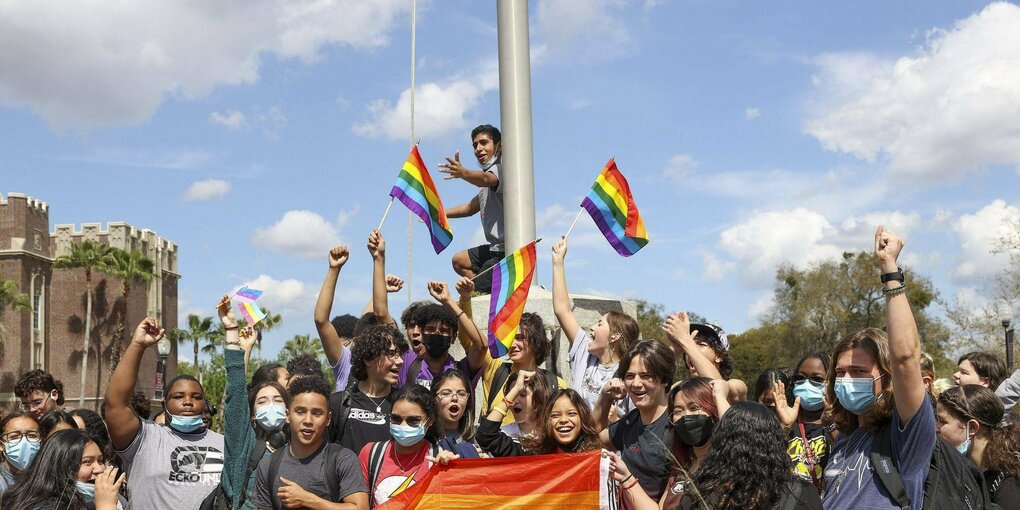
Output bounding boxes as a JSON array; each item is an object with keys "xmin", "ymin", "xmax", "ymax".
[
  {"xmin": 117, "ymin": 419, "xmax": 224, "ymax": 509},
  {"xmin": 477, "ymin": 163, "xmax": 504, "ymax": 252},
  {"xmin": 567, "ymin": 330, "xmax": 631, "ymax": 417},
  {"xmin": 251, "ymin": 442, "xmax": 365, "ymax": 509}
]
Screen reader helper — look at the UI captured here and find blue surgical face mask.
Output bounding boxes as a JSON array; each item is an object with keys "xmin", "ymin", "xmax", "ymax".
[
  {"xmin": 3, "ymin": 436, "xmax": 40, "ymax": 470},
  {"xmin": 480, "ymin": 155, "xmax": 497, "ymax": 171},
  {"xmin": 956, "ymin": 424, "xmax": 972, "ymax": 455},
  {"xmin": 793, "ymin": 380, "xmax": 825, "ymax": 412},
  {"xmin": 834, "ymin": 375, "xmax": 883, "ymax": 415},
  {"xmin": 75, "ymin": 481, "xmax": 96, "ymax": 502},
  {"xmin": 166, "ymin": 411, "xmax": 205, "ymax": 433},
  {"xmin": 255, "ymin": 403, "xmax": 287, "ymax": 432},
  {"xmin": 390, "ymin": 423, "xmax": 426, "ymax": 447}
]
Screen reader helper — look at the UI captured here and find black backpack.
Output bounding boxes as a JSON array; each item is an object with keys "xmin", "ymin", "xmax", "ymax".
[
  {"xmin": 484, "ymin": 363, "xmax": 559, "ymax": 412},
  {"xmin": 870, "ymin": 423, "xmax": 1002, "ymax": 510},
  {"xmin": 265, "ymin": 443, "xmax": 345, "ymax": 510},
  {"xmin": 327, "ymin": 390, "xmax": 353, "ymax": 445},
  {"xmin": 199, "ymin": 439, "xmax": 268, "ymax": 510}
]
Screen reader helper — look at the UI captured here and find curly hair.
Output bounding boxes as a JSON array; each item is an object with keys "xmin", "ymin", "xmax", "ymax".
[
  {"xmin": 690, "ymin": 401, "xmax": 792, "ymax": 510},
  {"xmin": 518, "ymin": 313, "xmax": 550, "ymax": 365},
  {"xmin": 130, "ymin": 391, "xmax": 152, "ymax": 420},
  {"xmin": 958, "ymin": 351, "xmax": 1008, "ymax": 390},
  {"xmin": 413, "ymin": 304, "xmax": 458, "ymax": 337},
  {"xmin": 14, "ymin": 369, "xmax": 64, "ymax": 405},
  {"xmin": 401, "ymin": 301, "xmax": 432, "ymax": 330},
  {"xmin": 431, "ymin": 369, "xmax": 476, "ymax": 442},
  {"xmin": 391, "ymin": 383, "xmax": 442, "ymax": 442},
  {"xmin": 523, "ymin": 389, "xmax": 602, "ymax": 454},
  {"xmin": 670, "ymin": 377, "xmax": 719, "ymax": 472},
  {"xmin": 354, "ymin": 312, "xmax": 386, "ymax": 337},
  {"xmin": 2, "ymin": 429, "xmax": 92, "ymax": 510},
  {"xmin": 826, "ymin": 328, "xmax": 894, "ymax": 435},
  {"xmin": 331, "ymin": 314, "xmax": 358, "ymax": 339},
  {"xmin": 288, "ymin": 375, "xmax": 331, "ymax": 403},
  {"xmin": 351, "ymin": 325, "xmax": 408, "ymax": 382},
  {"xmin": 286, "ymin": 354, "xmax": 324, "ymax": 380}
]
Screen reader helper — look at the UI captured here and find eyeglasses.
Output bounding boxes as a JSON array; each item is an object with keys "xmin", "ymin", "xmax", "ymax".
[
  {"xmin": 390, "ymin": 414, "xmax": 426, "ymax": 427},
  {"xmin": 20, "ymin": 398, "xmax": 46, "ymax": 411},
  {"xmin": 437, "ymin": 390, "xmax": 469, "ymax": 401},
  {"xmin": 792, "ymin": 375, "xmax": 825, "ymax": 385},
  {"xmin": 1, "ymin": 431, "xmax": 40, "ymax": 443}
]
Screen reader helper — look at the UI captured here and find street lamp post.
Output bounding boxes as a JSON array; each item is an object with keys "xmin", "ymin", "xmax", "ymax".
[
  {"xmin": 999, "ymin": 301, "xmax": 1015, "ymax": 371},
  {"xmin": 155, "ymin": 337, "xmax": 171, "ymax": 400}
]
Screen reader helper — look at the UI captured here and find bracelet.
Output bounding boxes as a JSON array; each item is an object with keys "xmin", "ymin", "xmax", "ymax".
[
  {"xmin": 621, "ymin": 474, "xmax": 634, "ymax": 485},
  {"xmin": 492, "ymin": 404, "xmax": 508, "ymax": 416},
  {"xmin": 457, "ymin": 310, "xmax": 466, "ymax": 318},
  {"xmin": 882, "ymin": 284, "xmax": 907, "ymax": 298},
  {"xmin": 502, "ymin": 398, "xmax": 514, "ymax": 407},
  {"xmin": 226, "ymin": 341, "xmax": 241, "ymax": 347},
  {"xmin": 224, "ymin": 326, "xmax": 239, "ymax": 331},
  {"xmin": 621, "ymin": 479, "xmax": 639, "ymax": 491}
]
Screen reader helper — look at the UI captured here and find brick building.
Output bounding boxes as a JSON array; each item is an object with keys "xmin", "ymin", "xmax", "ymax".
[{"xmin": 0, "ymin": 192, "xmax": 179, "ymax": 411}]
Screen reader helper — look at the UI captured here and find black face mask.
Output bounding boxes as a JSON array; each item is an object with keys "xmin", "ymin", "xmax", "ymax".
[
  {"xmin": 674, "ymin": 415, "xmax": 715, "ymax": 447},
  {"xmin": 421, "ymin": 333, "xmax": 452, "ymax": 359}
]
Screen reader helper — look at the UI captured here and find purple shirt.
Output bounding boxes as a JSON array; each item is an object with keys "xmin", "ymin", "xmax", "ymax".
[
  {"xmin": 397, "ymin": 350, "xmax": 479, "ymax": 390},
  {"xmin": 332, "ymin": 345, "xmax": 352, "ymax": 392}
]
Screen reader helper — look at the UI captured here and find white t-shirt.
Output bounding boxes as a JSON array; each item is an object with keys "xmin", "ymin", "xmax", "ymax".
[{"xmin": 567, "ymin": 330, "xmax": 631, "ymax": 417}]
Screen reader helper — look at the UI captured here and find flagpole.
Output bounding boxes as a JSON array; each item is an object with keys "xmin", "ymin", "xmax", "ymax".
[
  {"xmin": 563, "ymin": 208, "xmax": 584, "ymax": 239},
  {"xmin": 378, "ymin": 197, "xmax": 395, "ymax": 232},
  {"xmin": 471, "ymin": 238, "xmax": 542, "ymax": 282}
]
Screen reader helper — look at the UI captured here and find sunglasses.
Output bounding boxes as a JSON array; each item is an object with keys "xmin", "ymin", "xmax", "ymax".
[
  {"xmin": 389, "ymin": 414, "xmax": 426, "ymax": 428},
  {"xmin": 792, "ymin": 374, "xmax": 825, "ymax": 385}
]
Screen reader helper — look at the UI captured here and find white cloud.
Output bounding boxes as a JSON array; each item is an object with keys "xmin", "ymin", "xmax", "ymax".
[
  {"xmin": 236, "ymin": 274, "xmax": 312, "ymax": 313},
  {"xmin": 354, "ymin": 79, "xmax": 487, "ymax": 141},
  {"xmin": 745, "ymin": 107, "xmax": 760, "ymax": 120},
  {"xmin": 951, "ymin": 199, "xmax": 1020, "ymax": 281},
  {"xmin": 747, "ymin": 292, "xmax": 775, "ymax": 322},
  {"xmin": 838, "ymin": 211, "xmax": 921, "ymax": 247},
  {"xmin": 251, "ymin": 208, "xmax": 356, "ymax": 259},
  {"xmin": 534, "ymin": 0, "xmax": 635, "ymax": 61},
  {"xmin": 183, "ymin": 179, "xmax": 231, "ymax": 202},
  {"xmin": 663, "ymin": 154, "xmax": 697, "ymax": 180},
  {"xmin": 701, "ymin": 253, "xmax": 735, "ymax": 282},
  {"xmin": 209, "ymin": 110, "xmax": 247, "ymax": 129},
  {"xmin": 0, "ymin": 1, "xmax": 409, "ymax": 128},
  {"xmin": 805, "ymin": 2, "xmax": 1020, "ymax": 180},
  {"xmin": 62, "ymin": 148, "xmax": 214, "ymax": 170}
]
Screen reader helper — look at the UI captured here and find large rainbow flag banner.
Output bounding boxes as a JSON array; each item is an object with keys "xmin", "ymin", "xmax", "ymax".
[
  {"xmin": 389, "ymin": 145, "xmax": 454, "ymax": 254},
  {"xmin": 487, "ymin": 241, "xmax": 538, "ymax": 358},
  {"xmin": 580, "ymin": 159, "xmax": 648, "ymax": 256},
  {"xmin": 376, "ymin": 451, "xmax": 616, "ymax": 510}
]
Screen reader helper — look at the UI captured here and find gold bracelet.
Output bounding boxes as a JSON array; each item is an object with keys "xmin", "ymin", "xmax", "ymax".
[{"xmin": 492, "ymin": 403, "xmax": 508, "ymax": 416}]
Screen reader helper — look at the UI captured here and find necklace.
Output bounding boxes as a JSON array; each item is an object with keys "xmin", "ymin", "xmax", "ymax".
[
  {"xmin": 393, "ymin": 443, "xmax": 427, "ymax": 472},
  {"xmin": 365, "ymin": 393, "xmax": 386, "ymax": 413}
]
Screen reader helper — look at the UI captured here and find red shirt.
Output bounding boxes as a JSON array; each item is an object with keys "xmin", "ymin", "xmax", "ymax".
[{"xmin": 358, "ymin": 441, "xmax": 433, "ymax": 506}]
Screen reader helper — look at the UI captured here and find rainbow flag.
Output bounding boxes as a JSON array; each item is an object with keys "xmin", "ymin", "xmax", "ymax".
[
  {"xmin": 237, "ymin": 302, "xmax": 267, "ymax": 326},
  {"xmin": 390, "ymin": 145, "xmax": 454, "ymax": 254},
  {"xmin": 376, "ymin": 451, "xmax": 615, "ymax": 510},
  {"xmin": 233, "ymin": 286, "xmax": 263, "ymax": 302},
  {"xmin": 487, "ymin": 241, "xmax": 538, "ymax": 358},
  {"xmin": 580, "ymin": 159, "xmax": 648, "ymax": 256}
]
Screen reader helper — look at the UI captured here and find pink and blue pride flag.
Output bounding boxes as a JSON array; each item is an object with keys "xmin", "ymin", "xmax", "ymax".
[
  {"xmin": 389, "ymin": 145, "xmax": 454, "ymax": 254},
  {"xmin": 233, "ymin": 286, "xmax": 263, "ymax": 302},
  {"xmin": 233, "ymin": 286, "xmax": 267, "ymax": 325},
  {"xmin": 580, "ymin": 159, "xmax": 649, "ymax": 256}
]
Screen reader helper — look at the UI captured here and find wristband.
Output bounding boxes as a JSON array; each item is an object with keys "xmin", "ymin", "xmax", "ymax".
[
  {"xmin": 492, "ymin": 404, "xmax": 508, "ymax": 416},
  {"xmin": 457, "ymin": 310, "xmax": 466, "ymax": 318},
  {"xmin": 621, "ymin": 474, "xmax": 634, "ymax": 485},
  {"xmin": 224, "ymin": 326, "xmax": 239, "ymax": 331},
  {"xmin": 502, "ymin": 398, "xmax": 515, "ymax": 408},
  {"xmin": 880, "ymin": 267, "xmax": 904, "ymax": 284},
  {"xmin": 882, "ymin": 284, "xmax": 907, "ymax": 298},
  {"xmin": 621, "ymin": 479, "xmax": 639, "ymax": 492}
]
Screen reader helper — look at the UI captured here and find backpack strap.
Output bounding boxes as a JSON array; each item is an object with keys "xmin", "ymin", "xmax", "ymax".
[
  {"xmin": 869, "ymin": 424, "xmax": 913, "ymax": 510},
  {"xmin": 323, "ymin": 443, "xmax": 342, "ymax": 503},
  {"xmin": 266, "ymin": 447, "xmax": 287, "ymax": 510},
  {"xmin": 542, "ymin": 369, "xmax": 559, "ymax": 392},
  {"xmin": 780, "ymin": 480, "xmax": 804, "ymax": 510},
  {"xmin": 367, "ymin": 440, "xmax": 391, "ymax": 507},
  {"xmin": 235, "ymin": 439, "xmax": 268, "ymax": 509},
  {"xmin": 407, "ymin": 357, "xmax": 424, "ymax": 387},
  {"xmin": 486, "ymin": 362, "xmax": 513, "ymax": 412},
  {"xmin": 328, "ymin": 391, "xmax": 352, "ymax": 444}
]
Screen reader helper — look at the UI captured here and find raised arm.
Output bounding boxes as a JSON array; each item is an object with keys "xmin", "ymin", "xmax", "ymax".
[
  {"xmin": 445, "ymin": 195, "xmax": 481, "ymax": 219},
  {"xmin": 368, "ymin": 230, "xmax": 396, "ymax": 327},
  {"xmin": 105, "ymin": 318, "xmax": 164, "ymax": 450},
  {"xmin": 551, "ymin": 238, "xmax": 582, "ymax": 344},
  {"xmin": 438, "ymin": 150, "xmax": 500, "ymax": 188},
  {"xmin": 595, "ymin": 378, "xmax": 626, "ymax": 443},
  {"xmin": 219, "ymin": 298, "xmax": 253, "ymax": 503},
  {"xmin": 663, "ymin": 311, "xmax": 723, "ymax": 380},
  {"xmin": 314, "ymin": 246, "xmax": 350, "ymax": 366},
  {"xmin": 431, "ymin": 279, "xmax": 485, "ymax": 374},
  {"xmin": 876, "ymin": 226, "xmax": 925, "ymax": 424}
]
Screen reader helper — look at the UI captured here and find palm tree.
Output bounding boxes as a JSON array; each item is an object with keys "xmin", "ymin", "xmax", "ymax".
[
  {"xmin": 103, "ymin": 248, "xmax": 154, "ymax": 359},
  {"xmin": 279, "ymin": 334, "xmax": 324, "ymax": 361},
  {"xmin": 0, "ymin": 278, "xmax": 30, "ymax": 343},
  {"xmin": 54, "ymin": 240, "xmax": 114, "ymax": 407},
  {"xmin": 176, "ymin": 314, "xmax": 217, "ymax": 376},
  {"xmin": 238, "ymin": 307, "xmax": 283, "ymax": 345}
]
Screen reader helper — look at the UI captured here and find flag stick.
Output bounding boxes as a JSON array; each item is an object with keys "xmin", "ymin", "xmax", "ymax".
[
  {"xmin": 471, "ymin": 239, "xmax": 542, "ymax": 282},
  {"xmin": 564, "ymin": 208, "xmax": 584, "ymax": 239},
  {"xmin": 377, "ymin": 198, "xmax": 395, "ymax": 232}
]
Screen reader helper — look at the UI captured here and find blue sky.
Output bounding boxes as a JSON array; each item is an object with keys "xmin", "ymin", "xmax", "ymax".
[{"xmin": 2, "ymin": 1, "xmax": 1019, "ymax": 360}]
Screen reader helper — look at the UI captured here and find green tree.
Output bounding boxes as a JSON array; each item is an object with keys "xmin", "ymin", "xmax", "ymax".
[
  {"xmin": 175, "ymin": 315, "xmax": 218, "ymax": 376},
  {"xmin": 277, "ymin": 334, "xmax": 324, "ymax": 362},
  {"xmin": 54, "ymin": 240, "xmax": 114, "ymax": 407},
  {"xmin": 103, "ymin": 248, "xmax": 154, "ymax": 364},
  {"xmin": 0, "ymin": 278, "xmax": 30, "ymax": 343}
]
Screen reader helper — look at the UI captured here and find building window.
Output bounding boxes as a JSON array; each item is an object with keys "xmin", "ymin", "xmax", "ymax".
[
  {"xmin": 32, "ymin": 292, "xmax": 41, "ymax": 330},
  {"xmin": 33, "ymin": 343, "xmax": 42, "ymax": 370}
]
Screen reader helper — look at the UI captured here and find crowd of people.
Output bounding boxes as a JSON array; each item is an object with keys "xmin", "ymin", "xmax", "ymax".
[{"xmin": 2, "ymin": 126, "xmax": 1020, "ymax": 510}]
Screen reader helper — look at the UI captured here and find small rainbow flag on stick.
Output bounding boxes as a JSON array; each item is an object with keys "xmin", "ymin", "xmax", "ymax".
[
  {"xmin": 389, "ymin": 145, "xmax": 454, "ymax": 254},
  {"xmin": 233, "ymin": 286, "xmax": 263, "ymax": 302},
  {"xmin": 579, "ymin": 158, "xmax": 648, "ymax": 256},
  {"xmin": 237, "ymin": 301, "xmax": 267, "ymax": 326},
  {"xmin": 487, "ymin": 240, "xmax": 539, "ymax": 358}
]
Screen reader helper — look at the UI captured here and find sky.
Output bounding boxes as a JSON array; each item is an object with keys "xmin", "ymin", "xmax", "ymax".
[{"xmin": 2, "ymin": 1, "xmax": 1019, "ymax": 361}]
